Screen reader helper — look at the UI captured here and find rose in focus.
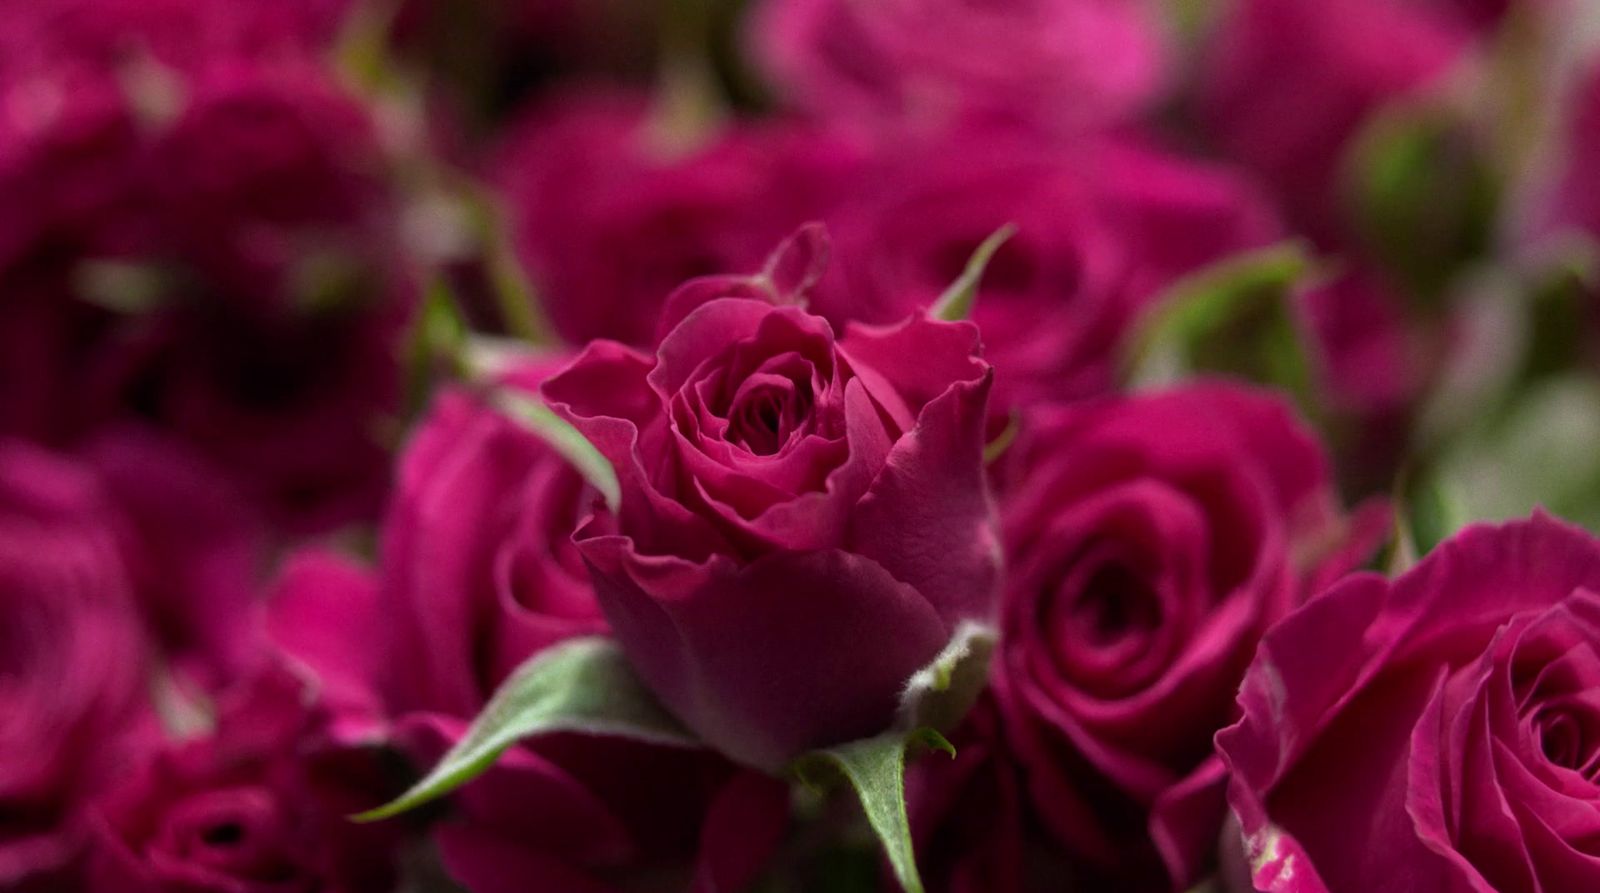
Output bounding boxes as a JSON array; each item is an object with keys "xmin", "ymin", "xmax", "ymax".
[{"xmin": 544, "ymin": 233, "xmax": 1001, "ymax": 768}]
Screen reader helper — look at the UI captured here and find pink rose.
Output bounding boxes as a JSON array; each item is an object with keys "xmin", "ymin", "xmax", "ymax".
[
  {"xmin": 990, "ymin": 384, "xmax": 1386, "ymax": 888},
  {"xmin": 496, "ymin": 90, "xmax": 866, "ymax": 347},
  {"xmin": 1197, "ymin": 0, "xmax": 1468, "ymax": 239},
  {"xmin": 544, "ymin": 235, "xmax": 1000, "ymax": 768},
  {"xmin": 0, "ymin": 440, "xmax": 152, "ymax": 888},
  {"xmin": 1218, "ymin": 515, "xmax": 1600, "ymax": 893},
  {"xmin": 747, "ymin": 0, "xmax": 1166, "ymax": 134},
  {"xmin": 87, "ymin": 667, "xmax": 401, "ymax": 893},
  {"xmin": 814, "ymin": 134, "xmax": 1279, "ymax": 409}
]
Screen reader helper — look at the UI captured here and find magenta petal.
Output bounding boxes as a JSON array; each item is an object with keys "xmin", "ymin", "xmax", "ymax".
[
  {"xmin": 578, "ymin": 538, "xmax": 949, "ymax": 768},
  {"xmin": 847, "ymin": 369, "xmax": 999, "ymax": 628}
]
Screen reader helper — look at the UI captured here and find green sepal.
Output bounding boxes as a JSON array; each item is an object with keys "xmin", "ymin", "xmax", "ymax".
[
  {"xmin": 931, "ymin": 224, "xmax": 1018, "ymax": 322},
  {"xmin": 353, "ymin": 638, "xmax": 695, "ymax": 822},
  {"xmin": 794, "ymin": 729, "xmax": 956, "ymax": 893},
  {"xmin": 789, "ymin": 622, "xmax": 996, "ymax": 893}
]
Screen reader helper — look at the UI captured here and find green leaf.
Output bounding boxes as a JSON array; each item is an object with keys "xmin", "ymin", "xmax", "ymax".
[
  {"xmin": 796, "ymin": 729, "xmax": 955, "ymax": 893},
  {"xmin": 492, "ymin": 392, "xmax": 621, "ymax": 512},
  {"xmin": 354, "ymin": 638, "xmax": 695, "ymax": 822},
  {"xmin": 931, "ymin": 224, "xmax": 1018, "ymax": 322},
  {"xmin": 1123, "ymin": 243, "xmax": 1317, "ymax": 412}
]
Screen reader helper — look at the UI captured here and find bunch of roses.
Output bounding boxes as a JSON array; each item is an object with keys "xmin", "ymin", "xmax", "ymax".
[{"xmin": 4, "ymin": 0, "xmax": 1600, "ymax": 892}]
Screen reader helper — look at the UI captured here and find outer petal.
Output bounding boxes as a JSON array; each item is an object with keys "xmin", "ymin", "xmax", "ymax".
[
  {"xmin": 543, "ymin": 340, "xmax": 730, "ymax": 561},
  {"xmin": 847, "ymin": 369, "xmax": 1000, "ymax": 628},
  {"xmin": 577, "ymin": 535, "xmax": 949, "ymax": 768}
]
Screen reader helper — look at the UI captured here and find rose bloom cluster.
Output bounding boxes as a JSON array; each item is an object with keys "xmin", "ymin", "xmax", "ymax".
[{"xmin": 5, "ymin": 0, "xmax": 1600, "ymax": 892}]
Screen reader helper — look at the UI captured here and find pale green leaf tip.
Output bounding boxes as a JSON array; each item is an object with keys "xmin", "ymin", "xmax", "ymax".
[
  {"xmin": 493, "ymin": 393, "xmax": 622, "ymax": 511},
  {"xmin": 932, "ymin": 223, "xmax": 1019, "ymax": 322}
]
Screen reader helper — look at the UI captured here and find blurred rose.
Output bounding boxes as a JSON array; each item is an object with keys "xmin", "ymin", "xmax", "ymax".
[
  {"xmin": 84, "ymin": 427, "xmax": 263, "ymax": 686},
  {"xmin": 545, "ymin": 238, "xmax": 1000, "ymax": 769},
  {"xmin": 0, "ymin": 55, "xmax": 415, "ymax": 532},
  {"xmin": 1197, "ymin": 0, "xmax": 1468, "ymax": 240},
  {"xmin": 0, "ymin": 0, "xmax": 348, "ymax": 80},
  {"xmin": 496, "ymin": 90, "xmax": 865, "ymax": 347},
  {"xmin": 747, "ymin": 0, "xmax": 1166, "ymax": 134},
  {"xmin": 88, "ymin": 666, "xmax": 400, "ymax": 893},
  {"xmin": 1219, "ymin": 516, "xmax": 1600, "ymax": 892},
  {"xmin": 816, "ymin": 134, "xmax": 1278, "ymax": 410},
  {"xmin": 0, "ymin": 440, "xmax": 152, "ymax": 889},
  {"xmin": 990, "ymin": 384, "xmax": 1386, "ymax": 888},
  {"xmin": 382, "ymin": 361, "xmax": 607, "ymax": 719}
]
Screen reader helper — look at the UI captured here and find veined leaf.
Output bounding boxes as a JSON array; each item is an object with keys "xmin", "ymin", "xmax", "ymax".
[{"xmin": 354, "ymin": 638, "xmax": 695, "ymax": 822}]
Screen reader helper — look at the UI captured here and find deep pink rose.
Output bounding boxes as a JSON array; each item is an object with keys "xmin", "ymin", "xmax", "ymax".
[
  {"xmin": 83, "ymin": 427, "xmax": 263, "ymax": 686},
  {"xmin": 495, "ymin": 90, "xmax": 866, "ymax": 347},
  {"xmin": 544, "ymin": 235, "xmax": 1000, "ymax": 768},
  {"xmin": 0, "ymin": 57, "xmax": 414, "ymax": 532},
  {"xmin": 308, "ymin": 361, "xmax": 792, "ymax": 893},
  {"xmin": 747, "ymin": 0, "xmax": 1166, "ymax": 134},
  {"xmin": 814, "ymin": 134, "xmax": 1279, "ymax": 409},
  {"xmin": 0, "ymin": 440, "xmax": 152, "ymax": 888},
  {"xmin": 1218, "ymin": 516, "xmax": 1600, "ymax": 893},
  {"xmin": 87, "ymin": 667, "xmax": 400, "ymax": 893},
  {"xmin": 990, "ymin": 384, "xmax": 1387, "ymax": 889},
  {"xmin": 1198, "ymin": 0, "xmax": 1468, "ymax": 239}
]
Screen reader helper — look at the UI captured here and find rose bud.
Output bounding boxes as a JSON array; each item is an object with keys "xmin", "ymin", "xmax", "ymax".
[
  {"xmin": 87, "ymin": 667, "xmax": 402, "ymax": 893},
  {"xmin": 746, "ymin": 0, "xmax": 1166, "ymax": 135},
  {"xmin": 543, "ymin": 231, "xmax": 1001, "ymax": 769},
  {"xmin": 282, "ymin": 362, "xmax": 791, "ymax": 892},
  {"xmin": 812, "ymin": 133, "xmax": 1278, "ymax": 410},
  {"xmin": 1219, "ymin": 515, "xmax": 1600, "ymax": 893},
  {"xmin": 990, "ymin": 384, "xmax": 1387, "ymax": 889},
  {"xmin": 0, "ymin": 440, "xmax": 152, "ymax": 889},
  {"xmin": 496, "ymin": 90, "xmax": 866, "ymax": 347}
]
